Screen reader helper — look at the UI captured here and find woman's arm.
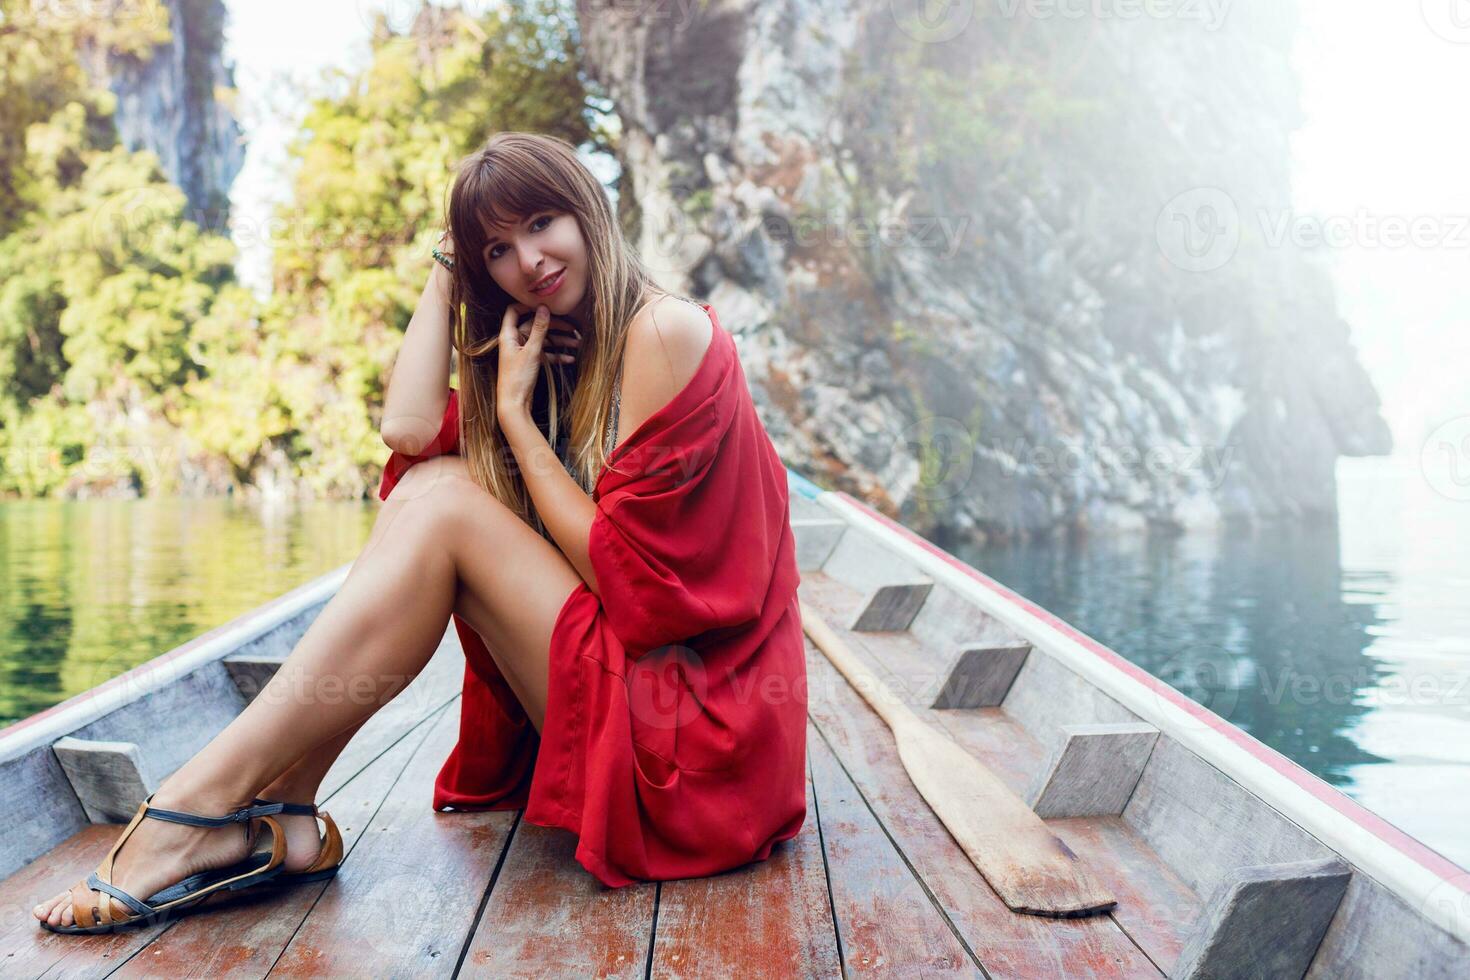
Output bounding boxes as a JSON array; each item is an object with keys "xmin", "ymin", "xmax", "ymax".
[
  {"xmin": 499, "ymin": 299, "xmax": 710, "ymax": 595},
  {"xmin": 381, "ymin": 257, "xmax": 455, "ymax": 455}
]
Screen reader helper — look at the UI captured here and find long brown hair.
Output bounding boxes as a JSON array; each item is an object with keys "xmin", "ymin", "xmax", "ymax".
[{"xmin": 443, "ymin": 131, "xmax": 680, "ymax": 536}]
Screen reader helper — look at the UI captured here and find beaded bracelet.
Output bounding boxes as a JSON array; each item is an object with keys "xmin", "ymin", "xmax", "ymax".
[{"xmin": 432, "ymin": 246, "xmax": 456, "ymax": 271}]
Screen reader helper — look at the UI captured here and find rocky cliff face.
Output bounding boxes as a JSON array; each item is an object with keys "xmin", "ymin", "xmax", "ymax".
[
  {"xmin": 576, "ymin": 0, "xmax": 1391, "ymax": 542},
  {"xmin": 76, "ymin": 0, "xmax": 243, "ymax": 224}
]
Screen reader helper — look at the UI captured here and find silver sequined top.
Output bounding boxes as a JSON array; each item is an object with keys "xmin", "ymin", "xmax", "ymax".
[{"xmin": 558, "ymin": 361, "xmax": 622, "ymax": 494}]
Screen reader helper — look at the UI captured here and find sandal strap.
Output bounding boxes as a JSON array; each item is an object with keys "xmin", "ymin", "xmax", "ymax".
[
  {"xmin": 144, "ymin": 797, "xmax": 286, "ymax": 828},
  {"xmin": 84, "ymin": 870, "xmax": 152, "ymax": 919},
  {"xmin": 252, "ymin": 796, "xmax": 317, "ymax": 817}
]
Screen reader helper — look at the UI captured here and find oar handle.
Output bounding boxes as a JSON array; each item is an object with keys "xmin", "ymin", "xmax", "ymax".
[{"xmin": 799, "ymin": 599, "xmax": 915, "ymax": 731}]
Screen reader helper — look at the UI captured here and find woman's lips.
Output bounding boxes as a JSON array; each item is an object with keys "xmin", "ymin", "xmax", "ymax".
[{"xmin": 531, "ymin": 269, "xmax": 565, "ymax": 296}]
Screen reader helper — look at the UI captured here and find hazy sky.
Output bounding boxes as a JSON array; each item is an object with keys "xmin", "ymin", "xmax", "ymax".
[
  {"xmin": 1291, "ymin": 0, "xmax": 1470, "ymax": 458},
  {"xmin": 223, "ymin": 0, "xmax": 382, "ymax": 293},
  {"xmin": 223, "ymin": 0, "xmax": 1466, "ymax": 458}
]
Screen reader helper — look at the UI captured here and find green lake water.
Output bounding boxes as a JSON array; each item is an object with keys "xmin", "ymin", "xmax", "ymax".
[
  {"xmin": 1, "ymin": 456, "xmax": 1464, "ymax": 868},
  {"xmin": 0, "ymin": 496, "xmax": 377, "ymax": 726}
]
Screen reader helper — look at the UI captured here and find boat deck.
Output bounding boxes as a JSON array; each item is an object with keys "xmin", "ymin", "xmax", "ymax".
[{"xmin": 1, "ymin": 572, "xmax": 1204, "ymax": 978}]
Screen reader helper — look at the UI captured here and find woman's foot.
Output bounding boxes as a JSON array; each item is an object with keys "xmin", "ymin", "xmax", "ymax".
[
  {"xmin": 255, "ymin": 801, "xmax": 324, "ymax": 874},
  {"xmin": 31, "ymin": 781, "xmax": 262, "ymax": 929}
]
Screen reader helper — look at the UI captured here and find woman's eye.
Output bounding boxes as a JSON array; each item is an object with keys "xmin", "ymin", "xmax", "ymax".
[{"xmin": 489, "ymin": 216, "xmax": 551, "ymax": 259}]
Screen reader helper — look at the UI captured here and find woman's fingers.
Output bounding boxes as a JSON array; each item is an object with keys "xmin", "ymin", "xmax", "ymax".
[
  {"xmin": 504, "ymin": 304, "xmax": 579, "ymax": 367},
  {"xmin": 516, "ymin": 325, "xmax": 581, "ymax": 349}
]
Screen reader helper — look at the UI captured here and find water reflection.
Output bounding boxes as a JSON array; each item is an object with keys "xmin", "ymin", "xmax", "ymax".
[
  {"xmin": 949, "ymin": 517, "xmax": 1390, "ymax": 785},
  {"xmin": 942, "ymin": 455, "xmax": 1470, "ymax": 868},
  {"xmin": 0, "ymin": 497, "xmax": 377, "ymax": 726}
]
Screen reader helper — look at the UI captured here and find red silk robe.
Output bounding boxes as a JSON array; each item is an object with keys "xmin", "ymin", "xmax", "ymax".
[{"xmin": 377, "ymin": 306, "xmax": 807, "ymax": 887}]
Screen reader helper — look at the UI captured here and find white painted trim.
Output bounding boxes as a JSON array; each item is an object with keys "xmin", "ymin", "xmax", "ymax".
[
  {"xmin": 0, "ymin": 564, "xmax": 349, "ymax": 765},
  {"xmin": 816, "ymin": 491, "xmax": 1470, "ymax": 947}
]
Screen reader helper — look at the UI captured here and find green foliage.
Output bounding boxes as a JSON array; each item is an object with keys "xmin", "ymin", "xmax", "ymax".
[
  {"xmin": 0, "ymin": 0, "xmax": 601, "ymax": 498},
  {"xmin": 0, "ymin": 65, "xmax": 241, "ymax": 498},
  {"xmin": 239, "ymin": 0, "xmax": 598, "ymax": 496}
]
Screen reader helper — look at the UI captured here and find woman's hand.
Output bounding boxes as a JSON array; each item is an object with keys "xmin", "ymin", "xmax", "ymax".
[
  {"xmin": 430, "ymin": 230, "xmax": 455, "ymax": 295},
  {"xmin": 495, "ymin": 302, "xmax": 582, "ymax": 423}
]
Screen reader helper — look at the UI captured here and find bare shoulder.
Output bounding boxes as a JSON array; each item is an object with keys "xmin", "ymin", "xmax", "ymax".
[
  {"xmin": 625, "ymin": 294, "xmax": 713, "ymax": 387},
  {"xmin": 615, "ymin": 295, "xmax": 714, "ymax": 442}
]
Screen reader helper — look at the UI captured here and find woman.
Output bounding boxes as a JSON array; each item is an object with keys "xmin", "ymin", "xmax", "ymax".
[{"xmin": 35, "ymin": 131, "xmax": 807, "ymax": 932}]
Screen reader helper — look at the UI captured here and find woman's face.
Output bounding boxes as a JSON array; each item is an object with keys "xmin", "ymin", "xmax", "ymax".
[{"xmin": 479, "ymin": 209, "xmax": 590, "ymax": 323}]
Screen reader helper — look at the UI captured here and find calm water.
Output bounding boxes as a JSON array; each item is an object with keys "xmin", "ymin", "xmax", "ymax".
[
  {"xmin": 0, "ymin": 497, "xmax": 377, "ymax": 726},
  {"xmin": 948, "ymin": 455, "xmax": 1470, "ymax": 870},
  {"xmin": 1, "ymin": 457, "xmax": 1465, "ymax": 868}
]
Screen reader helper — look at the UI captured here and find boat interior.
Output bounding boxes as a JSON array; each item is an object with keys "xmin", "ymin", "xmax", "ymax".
[{"xmin": 0, "ymin": 475, "xmax": 1465, "ymax": 977}]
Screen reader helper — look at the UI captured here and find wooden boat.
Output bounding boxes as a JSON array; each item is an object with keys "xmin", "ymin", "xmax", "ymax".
[{"xmin": 0, "ymin": 469, "xmax": 1466, "ymax": 977}]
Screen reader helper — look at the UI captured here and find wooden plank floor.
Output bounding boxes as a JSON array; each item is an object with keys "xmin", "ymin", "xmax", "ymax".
[{"xmin": 0, "ymin": 575, "xmax": 1183, "ymax": 978}]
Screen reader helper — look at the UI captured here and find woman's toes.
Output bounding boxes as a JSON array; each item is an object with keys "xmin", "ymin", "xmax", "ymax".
[{"xmin": 37, "ymin": 890, "xmax": 64, "ymax": 923}]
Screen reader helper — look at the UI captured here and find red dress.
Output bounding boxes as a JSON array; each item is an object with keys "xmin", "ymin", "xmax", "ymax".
[{"xmin": 377, "ymin": 305, "xmax": 808, "ymax": 887}]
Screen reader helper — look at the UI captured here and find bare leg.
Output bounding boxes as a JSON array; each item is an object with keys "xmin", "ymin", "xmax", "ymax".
[
  {"xmin": 38, "ymin": 454, "xmax": 581, "ymax": 927},
  {"xmin": 36, "ymin": 486, "xmax": 450, "ymax": 925}
]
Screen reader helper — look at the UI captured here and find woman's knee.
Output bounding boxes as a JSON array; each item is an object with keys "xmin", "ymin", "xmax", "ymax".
[
  {"xmin": 385, "ymin": 455, "xmax": 475, "ymax": 504},
  {"xmin": 381, "ymin": 455, "xmax": 518, "ymax": 546}
]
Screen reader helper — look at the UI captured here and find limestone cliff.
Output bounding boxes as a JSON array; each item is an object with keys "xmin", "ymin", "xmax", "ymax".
[
  {"xmin": 75, "ymin": 0, "xmax": 243, "ymax": 224},
  {"xmin": 576, "ymin": 0, "xmax": 1391, "ymax": 541}
]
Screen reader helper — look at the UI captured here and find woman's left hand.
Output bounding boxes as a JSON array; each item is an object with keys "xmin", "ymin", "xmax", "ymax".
[{"xmin": 496, "ymin": 302, "xmax": 582, "ymax": 423}]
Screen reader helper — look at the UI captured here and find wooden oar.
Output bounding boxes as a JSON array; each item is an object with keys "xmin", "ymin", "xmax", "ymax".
[{"xmin": 800, "ymin": 600, "xmax": 1116, "ymax": 918}]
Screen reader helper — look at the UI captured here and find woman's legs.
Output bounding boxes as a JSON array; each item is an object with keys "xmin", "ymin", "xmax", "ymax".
[{"xmin": 37, "ymin": 454, "xmax": 582, "ymax": 927}]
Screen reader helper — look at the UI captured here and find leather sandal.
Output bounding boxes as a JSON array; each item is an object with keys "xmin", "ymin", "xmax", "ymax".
[
  {"xmin": 40, "ymin": 794, "xmax": 288, "ymax": 935},
  {"xmin": 249, "ymin": 798, "xmax": 344, "ymax": 885}
]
